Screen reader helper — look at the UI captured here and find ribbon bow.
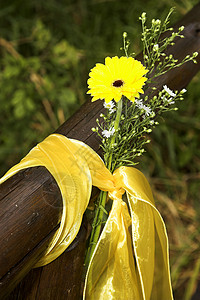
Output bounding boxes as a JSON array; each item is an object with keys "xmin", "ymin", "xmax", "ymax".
[{"xmin": 0, "ymin": 134, "xmax": 173, "ymax": 300}]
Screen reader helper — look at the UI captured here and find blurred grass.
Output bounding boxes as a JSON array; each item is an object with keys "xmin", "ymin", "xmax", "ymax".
[
  {"xmin": 140, "ymin": 74, "xmax": 200, "ymax": 299},
  {"xmin": 0, "ymin": 0, "xmax": 199, "ymax": 299}
]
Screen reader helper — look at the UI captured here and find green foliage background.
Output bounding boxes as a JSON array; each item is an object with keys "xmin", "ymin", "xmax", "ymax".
[{"xmin": 0, "ymin": 0, "xmax": 199, "ymax": 299}]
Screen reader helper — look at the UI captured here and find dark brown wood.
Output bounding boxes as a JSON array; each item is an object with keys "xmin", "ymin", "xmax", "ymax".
[
  {"xmin": 0, "ymin": 167, "xmax": 62, "ymax": 299},
  {"xmin": 6, "ymin": 221, "xmax": 87, "ymax": 300},
  {"xmin": 1, "ymin": 3, "xmax": 200, "ymax": 299}
]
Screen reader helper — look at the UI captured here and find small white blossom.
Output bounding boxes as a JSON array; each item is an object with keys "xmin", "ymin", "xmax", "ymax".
[
  {"xmin": 181, "ymin": 88, "xmax": 187, "ymax": 93},
  {"xmin": 135, "ymin": 99, "xmax": 144, "ymax": 109},
  {"xmin": 167, "ymin": 97, "xmax": 175, "ymax": 104},
  {"xmin": 109, "ymin": 108, "xmax": 116, "ymax": 114},
  {"xmin": 102, "ymin": 127, "xmax": 115, "ymax": 138},
  {"xmin": 103, "ymin": 100, "xmax": 114, "ymax": 109},
  {"xmin": 103, "ymin": 100, "xmax": 116, "ymax": 113},
  {"xmin": 163, "ymin": 85, "xmax": 176, "ymax": 97},
  {"xmin": 135, "ymin": 99, "xmax": 152, "ymax": 116},
  {"xmin": 142, "ymin": 105, "xmax": 152, "ymax": 116},
  {"xmin": 161, "ymin": 95, "xmax": 175, "ymax": 105},
  {"xmin": 153, "ymin": 44, "xmax": 159, "ymax": 51}
]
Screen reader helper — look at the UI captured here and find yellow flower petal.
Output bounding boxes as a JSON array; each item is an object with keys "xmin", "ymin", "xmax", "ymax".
[{"xmin": 87, "ymin": 56, "xmax": 148, "ymax": 103}]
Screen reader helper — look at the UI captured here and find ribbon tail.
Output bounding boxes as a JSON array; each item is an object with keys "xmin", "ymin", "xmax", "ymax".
[
  {"xmin": 83, "ymin": 199, "xmax": 143, "ymax": 299},
  {"xmin": 115, "ymin": 166, "xmax": 174, "ymax": 300}
]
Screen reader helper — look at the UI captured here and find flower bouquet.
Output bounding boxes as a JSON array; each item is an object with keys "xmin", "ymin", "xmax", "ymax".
[{"xmin": 0, "ymin": 8, "xmax": 198, "ymax": 300}]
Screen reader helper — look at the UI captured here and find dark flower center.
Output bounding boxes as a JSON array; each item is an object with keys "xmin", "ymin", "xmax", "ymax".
[{"xmin": 112, "ymin": 80, "xmax": 124, "ymax": 87}]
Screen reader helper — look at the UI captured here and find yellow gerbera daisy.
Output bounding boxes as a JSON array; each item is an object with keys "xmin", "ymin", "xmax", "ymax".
[{"xmin": 87, "ymin": 56, "xmax": 148, "ymax": 103}]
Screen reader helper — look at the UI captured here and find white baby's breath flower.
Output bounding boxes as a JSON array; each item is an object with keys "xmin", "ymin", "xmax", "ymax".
[
  {"xmin": 167, "ymin": 97, "xmax": 175, "ymax": 104},
  {"xmin": 135, "ymin": 99, "xmax": 152, "ymax": 116},
  {"xmin": 153, "ymin": 44, "xmax": 159, "ymax": 51},
  {"xmin": 142, "ymin": 105, "xmax": 152, "ymax": 116},
  {"xmin": 135, "ymin": 99, "xmax": 144, "ymax": 109},
  {"xmin": 163, "ymin": 85, "xmax": 176, "ymax": 97},
  {"xmin": 181, "ymin": 88, "xmax": 187, "ymax": 93},
  {"xmin": 109, "ymin": 108, "xmax": 116, "ymax": 114},
  {"xmin": 102, "ymin": 127, "xmax": 115, "ymax": 138},
  {"xmin": 103, "ymin": 100, "xmax": 116, "ymax": 113},
  {"xmin": 103, "ymin": 100, "xmax": 114, "ymax": 109},
  {"xmin": 161, "ymin": 95, "xmax": 175, "ymax": 105}
]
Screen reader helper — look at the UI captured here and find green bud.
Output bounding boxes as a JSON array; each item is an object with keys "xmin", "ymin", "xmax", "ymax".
[
  {"xmin": 193, "ymin": 52, "xmax": 198, "ymax": 57},
  {"xmin": 155, "ymin": 19, "xmax": 161, "ymax": 25},
  {"xmin": 123, "ymin": 32, "xmax": 128, "ymax": 38},
  {"xmin": 146, "ymin": 129, "xmax": 152, "ymax": 133},
  {"xmin": 181, "ymin": 88, "xmax": 187, "ymax": 94},
  {"xmin": 141, "ymin": 12, "xmax": 146, "ymax": 20}
]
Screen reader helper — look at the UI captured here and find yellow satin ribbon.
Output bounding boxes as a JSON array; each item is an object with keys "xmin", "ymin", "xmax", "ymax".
[{"xmin": 0, "ymin": 134, "xmax": 174, "ymax": 300}]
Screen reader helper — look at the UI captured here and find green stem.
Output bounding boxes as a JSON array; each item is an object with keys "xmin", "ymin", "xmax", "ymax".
[
  {"xmin": 84, "ymin": 98, "xmax": 123, "ymax": 271},
  {"xmin": 107, "ymin": 98, "xmax": 123, "ymax": 170},
  {"xmin": 84, "ymin": 190, "xmax": 107, "ymax": 269}
]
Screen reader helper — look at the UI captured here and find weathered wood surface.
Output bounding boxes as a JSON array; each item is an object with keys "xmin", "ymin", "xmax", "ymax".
[{"xmin": 1, "ymin": 3, "xmax": 200, "ymax": 299}]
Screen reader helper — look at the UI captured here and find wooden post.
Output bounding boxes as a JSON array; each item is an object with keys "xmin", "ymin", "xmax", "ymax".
[{"xmin": 1, "ymin": 3, "xmax": 200, "ymax": 299}]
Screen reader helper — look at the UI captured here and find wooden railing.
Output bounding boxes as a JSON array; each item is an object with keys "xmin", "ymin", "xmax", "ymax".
[{"xmin": 1, "ymin": 3, "xmax": 200, "ymax": 299}]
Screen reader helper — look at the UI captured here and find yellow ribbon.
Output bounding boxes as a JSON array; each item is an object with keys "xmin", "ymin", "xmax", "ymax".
[{"xmin": 0, "ymin": 134, "xmax": 174, "ymax": 299}]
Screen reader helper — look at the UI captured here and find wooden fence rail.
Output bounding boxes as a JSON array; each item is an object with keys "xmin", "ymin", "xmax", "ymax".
[{"xmin": 1, "ymin": 3, "xmax": 200, "ymax": 299}]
